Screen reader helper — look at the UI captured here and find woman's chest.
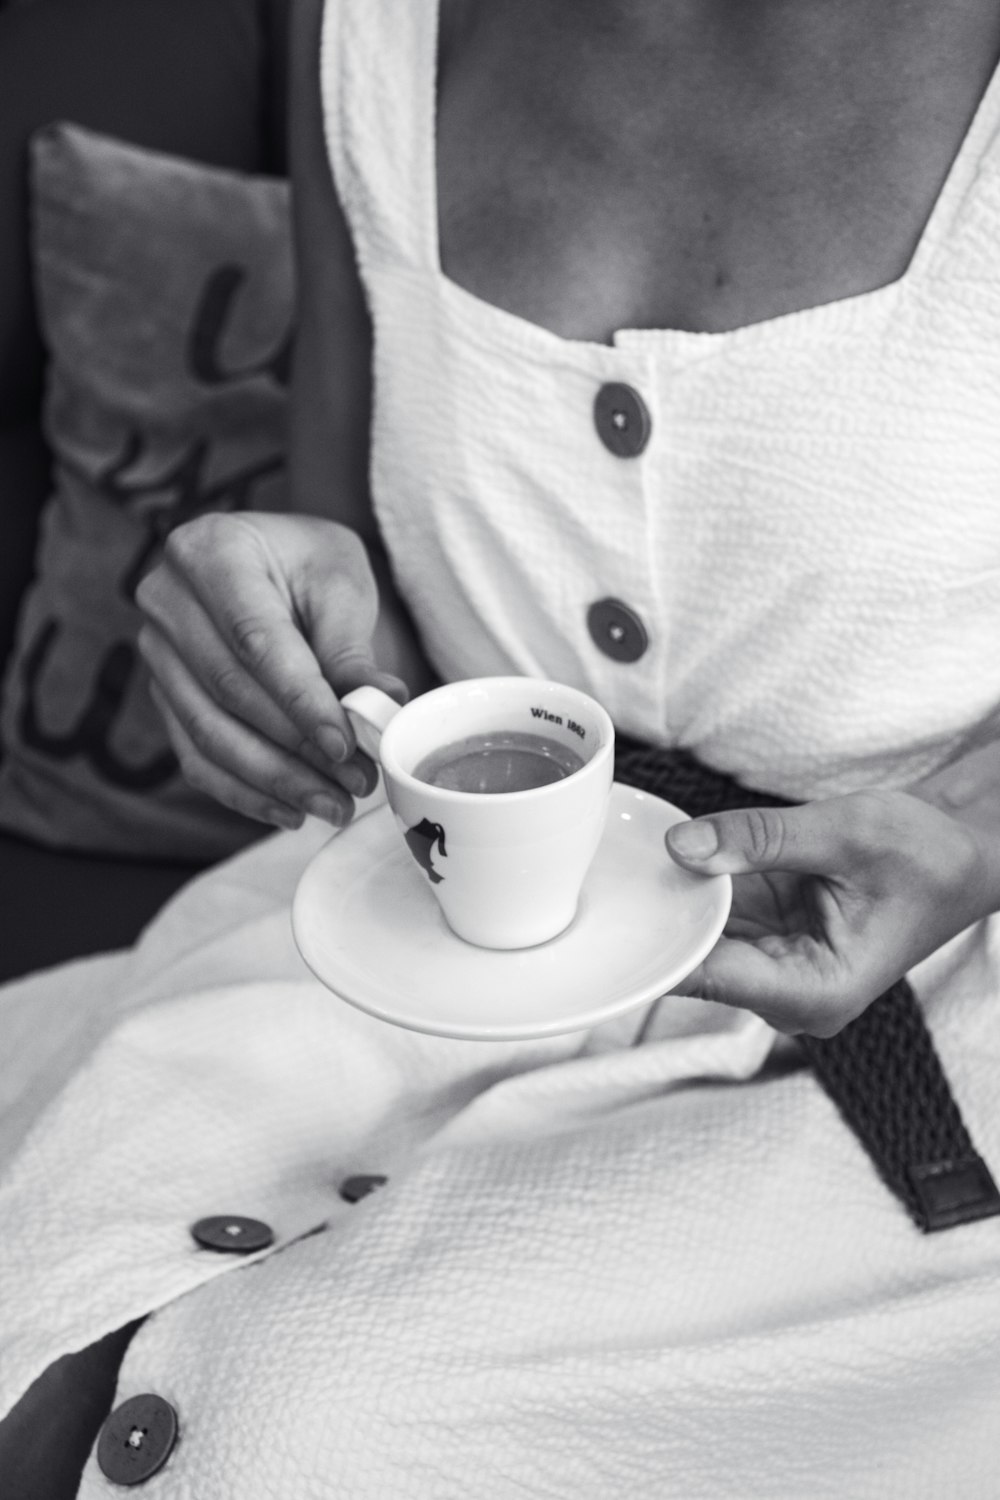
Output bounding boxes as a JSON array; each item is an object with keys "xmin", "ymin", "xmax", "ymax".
[{"xmin": 436, "ymin": 0, "xmax": 1000, "ymax": 341}]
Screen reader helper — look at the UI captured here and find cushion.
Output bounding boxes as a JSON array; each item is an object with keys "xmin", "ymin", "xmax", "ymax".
[
  {"xmin": 0, "ymin": 122, "xmax": 294, "ymax": 860},
  {"xmin": 0, "ymin": 425, "xmax": 49, "ymax": 683}
]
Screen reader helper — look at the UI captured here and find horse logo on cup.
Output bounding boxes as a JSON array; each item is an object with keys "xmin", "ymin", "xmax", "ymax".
[{"xmin": 404, "ymin": 818, "xmax": 448, "ymax": 884}]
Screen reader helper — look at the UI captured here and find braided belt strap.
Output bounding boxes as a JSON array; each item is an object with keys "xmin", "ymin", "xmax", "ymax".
[{"xmin": 614, "ymin": 737, "xmax": 1000, "ymax": 1232}]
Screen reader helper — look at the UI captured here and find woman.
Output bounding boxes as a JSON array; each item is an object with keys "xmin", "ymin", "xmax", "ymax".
[
  {"xmin": 4, "ymin": 0, "xmax": 1000, "ymax": 1492},
  {"xmin": 138, "ymin": 0, "xmax": 1000, "ymax": 1035}
]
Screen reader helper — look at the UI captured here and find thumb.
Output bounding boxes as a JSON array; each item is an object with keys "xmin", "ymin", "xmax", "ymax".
[
  {"xmin": 290, "ymin": 523, "xmax": 410, "ymax": 709},
  {"xmin": 318, "ymin": 649, "xmax": 410, "ymax": 761},
  {"xmin": 665, "ymin": 799, "xmax": 861, "ymax": 878},
  {"xmin": 327, "ymin": 653, "xmax": 410, "ymax": 707}
]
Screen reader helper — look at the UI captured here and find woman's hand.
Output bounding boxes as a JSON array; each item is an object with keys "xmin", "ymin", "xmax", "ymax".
[
  {"xmin": 665, "ymin": 790, "xmax": 995, "ymax": 1036},
  {"xmin": 137, "ymin": 513, "xmax": 408, "ymax": 830}
]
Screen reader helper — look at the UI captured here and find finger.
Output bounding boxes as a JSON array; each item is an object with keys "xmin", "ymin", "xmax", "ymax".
[
  {"xmin": 150, "ymin": 686, "xmax": 305, "ymax": 832},
  {"xmin": 144, "ymin": 641, "xmax": 357, "ymax": 826},
  {"xmin": 141, "ymin": 605, "xmax": 380, "ymax": 803},
  {"xmin": 328, "ymin": 653, "xmax": 410, "ymax": 709},
  {"xmin": 256, "ymin": 519, "xmax": 410, "ymax": 755},
  {"xmin": 338, "ymin": 746, "xmax": 381, "ymax": 799},
  {"xmin": 664, "ymin": 794, "xmax": 890, "ymax": 880},
  {"xmin": 281, "ymin": 523, "xmax": 410, "ymax": 707},
  {"xmin": 158, "ymin": 520, "xmax": 380, "ymax": 765},
  {"xmin": 312, "ymin": 649, "xmax": 409, "ymax": 770},
  {"xmin": 673, "ymin": 935, "xmax": 870, "ymax": 1038},
  {"xmin": 138, "ymin": 598, "xmax": 338, "ymax": 781}
]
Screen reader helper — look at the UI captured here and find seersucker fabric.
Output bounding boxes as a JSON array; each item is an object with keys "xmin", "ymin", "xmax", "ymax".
[
  {"xmin": 1, "ymin": 0, "xmax": 1000, "ymax": 1494},
  {"xmin": 322, "ymin": 0, "xmax": 1000, "ymax": 802},
  {"xmin": 0, "ymin": 808, "xmax": 996, "ymax": 1498}
]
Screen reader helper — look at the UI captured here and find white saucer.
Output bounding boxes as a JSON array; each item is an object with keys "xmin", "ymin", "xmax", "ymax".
[{"xmin": 292, "ymin": 782, "xmax": 731, "ymax": 1042}]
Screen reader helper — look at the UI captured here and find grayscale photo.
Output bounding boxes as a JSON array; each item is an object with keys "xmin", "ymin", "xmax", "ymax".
[{"xmin": 1, "ymin": 0, "xmax": 999, "ymax": 1494}]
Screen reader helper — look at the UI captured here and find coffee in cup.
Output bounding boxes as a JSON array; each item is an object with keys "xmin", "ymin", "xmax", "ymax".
[
  {"xmin": 413, "ymin": 730, "xmax": 586, "ymax": 795},
  {"xmin": 340, "ymin": 677, "xmax": 614, "ymax": 949}
]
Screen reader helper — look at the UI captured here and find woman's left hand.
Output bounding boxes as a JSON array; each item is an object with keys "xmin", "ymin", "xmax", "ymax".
[{"xmin": 664, "ymin": 790, "xmax": 994, "ymax": 1036}]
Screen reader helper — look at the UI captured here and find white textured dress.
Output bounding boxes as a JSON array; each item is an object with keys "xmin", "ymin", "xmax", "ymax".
[
  {"xmin": 2, "ymin": 1, "xmax": 1000, "ymax": 1495},
  {"xmin": 327, "ymin": 0, "xmax": 1000, "ymax": 800}
]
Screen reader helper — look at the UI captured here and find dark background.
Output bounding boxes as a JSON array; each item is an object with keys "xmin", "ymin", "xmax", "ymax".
[{"xmin": 0, "ymin": 0, "xmax": 290, "ymax": 980}]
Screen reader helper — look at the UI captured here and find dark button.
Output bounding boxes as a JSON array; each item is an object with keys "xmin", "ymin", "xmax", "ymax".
[
  {"xmin": 339, "ymin": 1174, "xmax": 387, "ymax": 1203},
  {"xmin": 97, "ymin": 1394, "xmax": 178, "ymax": 1486},
  {"xmin": 587, "ymin": 599, "xmax": 649, "ymax": 663},
  {"xmin": 594, "ymin": 382, "xmax": 651, "ymax": 457},
  {"xmin": 190, "ymin": 1215, "xmax": 274, "ymax": 1254}
]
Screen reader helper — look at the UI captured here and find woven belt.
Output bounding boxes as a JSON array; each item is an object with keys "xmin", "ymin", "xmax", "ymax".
[{"xmin": 614, "ymin": 737, "xmax": 1000, "ymax": 1233}]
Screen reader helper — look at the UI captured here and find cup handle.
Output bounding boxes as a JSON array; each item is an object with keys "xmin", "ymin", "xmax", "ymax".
[{"xmin": 339, "ymin": 685, "xmax": 403, "ymax": 763}]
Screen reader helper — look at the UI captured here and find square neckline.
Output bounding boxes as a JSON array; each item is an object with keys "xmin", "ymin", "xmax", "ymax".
[{"xmin": 426, "ymin": 0, "xmax": 1000, "ymax": 353}]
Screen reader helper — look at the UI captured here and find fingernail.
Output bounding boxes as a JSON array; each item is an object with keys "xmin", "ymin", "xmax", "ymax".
[
  {"xmin": 668, "ymin": 820, "xmax": 719, "ymax": 860},
  {"xmin": 306, "ymin": 793, "xmax": 346, "ymax": 826},
  {"xmin": 374, "ymin": 673, "xmax": 410, "ymax": 706},
  {"xmin": 316, "ymin": 725, "xmax": 348, "ymax": 763},
  {"xmin": 338, "ymin": 763, "xmax": 372, "ymax": 799},
  {"xmin": 270, "ymin": 806, "xmax": 304, "ymax": 831}
]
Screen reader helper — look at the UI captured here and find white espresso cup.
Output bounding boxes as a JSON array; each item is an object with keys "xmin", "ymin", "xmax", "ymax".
[{"xmin": 340, "ymin": 677, "xmax": 614, "ymax": 949}]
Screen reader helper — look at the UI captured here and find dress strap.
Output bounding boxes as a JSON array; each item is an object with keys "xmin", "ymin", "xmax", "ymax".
[
  {"xmin": 320, "ymin": 0, "xmax": 440, "ymax": 274},
  {"xmin": 904, "ymin": 55, "xmax": 1000, "ymax": 282}
]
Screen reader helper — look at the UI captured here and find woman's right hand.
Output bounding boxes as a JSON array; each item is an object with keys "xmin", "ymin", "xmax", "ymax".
[{"xmin": 136, "ymin": 512, "xmax": 409, "ymax": 831}]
